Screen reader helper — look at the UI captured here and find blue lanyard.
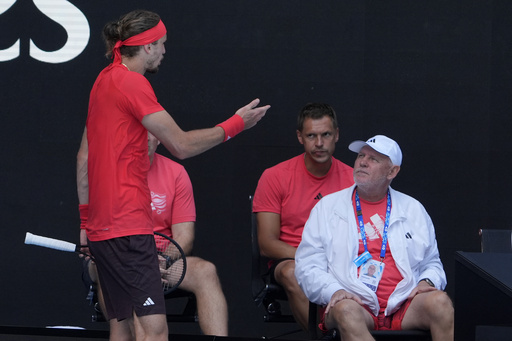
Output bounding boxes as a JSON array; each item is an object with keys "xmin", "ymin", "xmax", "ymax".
[{"xmin": 354, "ymin": 189, "xmax": 392, "ymax": 261}]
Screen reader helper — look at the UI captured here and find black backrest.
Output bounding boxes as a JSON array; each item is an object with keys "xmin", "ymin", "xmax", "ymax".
[
  {"xmin": 479, "ymin": 229, "xmax": 512, "ymax": 253},
  {"xmin": 250, "ymin": 195, "xmax": 267, "ymax": 300}
]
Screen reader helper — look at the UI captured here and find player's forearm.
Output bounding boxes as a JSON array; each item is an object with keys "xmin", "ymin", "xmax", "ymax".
[
  {"xmin": 76, "ymin": 128, "xmax": 89, "ymax": 204},
  {"xmin": 171, "ymin": 222, "xmax": 195, "ymax": 256},
  {"xmin": 143, "ymin": 111, "xmax": 226, "ymax": 160},
  {"xmin": 173, "ymin": 238, "xmax": 193, "ymax": 256},
  {"xmin": 161, "ymin": 127, "xmax": 225, "ymax": 160},
  {"xmin": 259, "ymin": 239, "xmax": 297, "ymax": 260},
  {"xmin": 77, "ymin": 159, "xmax": 88, "ymax": 204}
]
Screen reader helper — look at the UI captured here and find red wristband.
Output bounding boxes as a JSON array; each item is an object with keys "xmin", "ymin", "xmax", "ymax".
[
  {"xmin": 216, "ymin": 114, "xmax": 244, "ymax": 142},
  {"xmin": 79, "ymin": 204, "xmax": 88, "ymax": 229}
]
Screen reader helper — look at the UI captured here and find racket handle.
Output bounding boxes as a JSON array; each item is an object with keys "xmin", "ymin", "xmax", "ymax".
[{"xmin": 25, "ymin": 232, "xmax": 77, "ymax": 252}]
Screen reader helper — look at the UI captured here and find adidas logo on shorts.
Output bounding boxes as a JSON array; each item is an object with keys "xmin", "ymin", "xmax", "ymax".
[{"xmin": 143, "ymin": 297, "xmax": 155, "ymax": 306}]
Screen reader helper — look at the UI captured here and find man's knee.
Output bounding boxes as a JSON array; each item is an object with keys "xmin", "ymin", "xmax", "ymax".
[
  {"xmin": 274, "ymin": 261, "xmax": 298, "ymax": 288},
  {"xmin": 195, "ymin": 258, "xmax": 219, "ymax": 280},
  {"xmin": 185, "ymin": 257, "xmax": 221, "ymax": 288},
  {"xmin": 426, "ymin": 291, "xmax": 454, "ymax": 319},
  {"xmin": 326, "ymin": 299, "xmax": 367, "ymax": 330}
]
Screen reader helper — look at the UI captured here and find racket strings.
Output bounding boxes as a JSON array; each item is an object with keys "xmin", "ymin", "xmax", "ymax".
[{"xmin": 155, "ymin": 237, "xmax": 185, "ymax": 291}]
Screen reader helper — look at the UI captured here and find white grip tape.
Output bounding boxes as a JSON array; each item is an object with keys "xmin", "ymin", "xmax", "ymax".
[{"xmin": 25, "ymin": 232, "xmax": 76, "ymax": 252}]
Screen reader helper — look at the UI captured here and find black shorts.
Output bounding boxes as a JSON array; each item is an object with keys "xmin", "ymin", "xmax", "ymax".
[
  {"xmin": 268, "ymin": 257, "xmax": 295, "ymax": 284},
  {"xmin": 88, "ymin": 235, "xmax": 165, "ymax": 321}
]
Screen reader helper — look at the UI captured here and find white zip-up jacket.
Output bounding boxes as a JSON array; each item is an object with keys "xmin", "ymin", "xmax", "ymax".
[{"xmin": 295, "ymin": 184, "xmax": 447, "ymax": 316}]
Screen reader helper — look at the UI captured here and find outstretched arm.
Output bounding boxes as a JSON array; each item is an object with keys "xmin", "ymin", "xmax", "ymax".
[{"xmin": 142, "ymin": 98, "xmax": 270, "ymax": 160}]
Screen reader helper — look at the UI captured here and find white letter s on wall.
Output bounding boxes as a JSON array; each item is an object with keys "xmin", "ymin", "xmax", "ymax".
[
  {"xmin": 0, "ymin": 0, "xmax": 19, "ymax": 61},
  {"xmin": 31, "ymin": 0, "xmax": 90, "ymax": 63},
  {"xmin": 0, "ymin": 0, "xmax": 90, "ymax": 63}
]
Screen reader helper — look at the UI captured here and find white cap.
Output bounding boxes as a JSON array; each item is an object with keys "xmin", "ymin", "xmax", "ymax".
[{"xmin": 348, "ymin": 135, "xmax": 402, "ymax": 166}]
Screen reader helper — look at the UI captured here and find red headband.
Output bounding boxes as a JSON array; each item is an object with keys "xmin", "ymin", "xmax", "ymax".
[{"xmin": 112, "ymin": 20, "xmax": 167, "ymax": 64}]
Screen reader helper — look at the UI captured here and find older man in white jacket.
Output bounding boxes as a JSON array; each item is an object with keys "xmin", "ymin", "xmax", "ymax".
[{"xmin": 295, "ymin": 135, "xmax": 454, "ymax": 341}]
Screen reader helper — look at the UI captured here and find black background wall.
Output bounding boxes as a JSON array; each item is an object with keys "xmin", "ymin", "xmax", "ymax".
[{"xmin": 1, "ymin": 0, "xmax": 511, "ymax": 338}]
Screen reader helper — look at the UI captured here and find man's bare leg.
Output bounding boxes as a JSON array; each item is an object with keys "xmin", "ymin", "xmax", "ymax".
[
  {"xmin": 324, "ymin": 298, "xmax": 375, "ymax": 341},
  {"xmin": 108, "ymin": 318, "xmax": 135, "ymax": 341},
  {"xmin": 274, "ymin": 259, "xmax": 309, "ymax": 331},
  {"xmin": 179, "ymin": 257, "xmax": 228, "ymax": 336},
  {"xmin": 401, "ymin": 290, "xmax": 454, "ymax": 341},
  {"xmin": 92, "ymin": 265, "xmax": 168, "ymax": 341},
  {"xmin": 133, "ymin": 313, "xmax": 168, "ymax": 341}
]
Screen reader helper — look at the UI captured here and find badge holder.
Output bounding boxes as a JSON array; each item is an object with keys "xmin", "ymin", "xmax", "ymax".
[{"xmin": 359, "ymin": 259, "xmax": 385, "ymax": 292}]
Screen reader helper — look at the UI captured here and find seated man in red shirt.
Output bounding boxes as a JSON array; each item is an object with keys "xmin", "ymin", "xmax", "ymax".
[
  {"xmin": 252, "ymin": 103, "xmax": 354, "ymax": 330},
  {"xmin": 84, "ymin": 133, "xmax": 228, "ymax": 336}
]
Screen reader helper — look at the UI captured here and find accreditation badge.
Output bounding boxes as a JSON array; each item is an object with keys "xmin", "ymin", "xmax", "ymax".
[
  {"xmin": 358, "ymin": 259, "xmax": 385, "ymax": 292},
  {"xmin": 353, "ymin": 250, "xmax": 372, "ymax": 267}
]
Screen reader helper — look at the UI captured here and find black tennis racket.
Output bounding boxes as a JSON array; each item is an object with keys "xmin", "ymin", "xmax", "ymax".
[
  {"xmin": 24, "ymin": 231, "xmax": 187, "ymax": 294},
  {"xmin": 154, "ymin": 232, "xmax": 186, "ymax": 294}
]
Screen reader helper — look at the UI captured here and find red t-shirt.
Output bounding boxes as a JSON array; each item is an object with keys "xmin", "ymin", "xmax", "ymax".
[
  {"xmin": 353, "ymin": 191, "xmax": 404, "ymax": 313},
  {"xmin": 148, "ymin": 153, "xmax": 196, "ymax": 238},
  {"xmin": 253, "ymin": 154, "xmax": 354, "ymax": 247},
  {"xmin": 86, "ymin": 64, "xmax": 165, "ymax": 241}
]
